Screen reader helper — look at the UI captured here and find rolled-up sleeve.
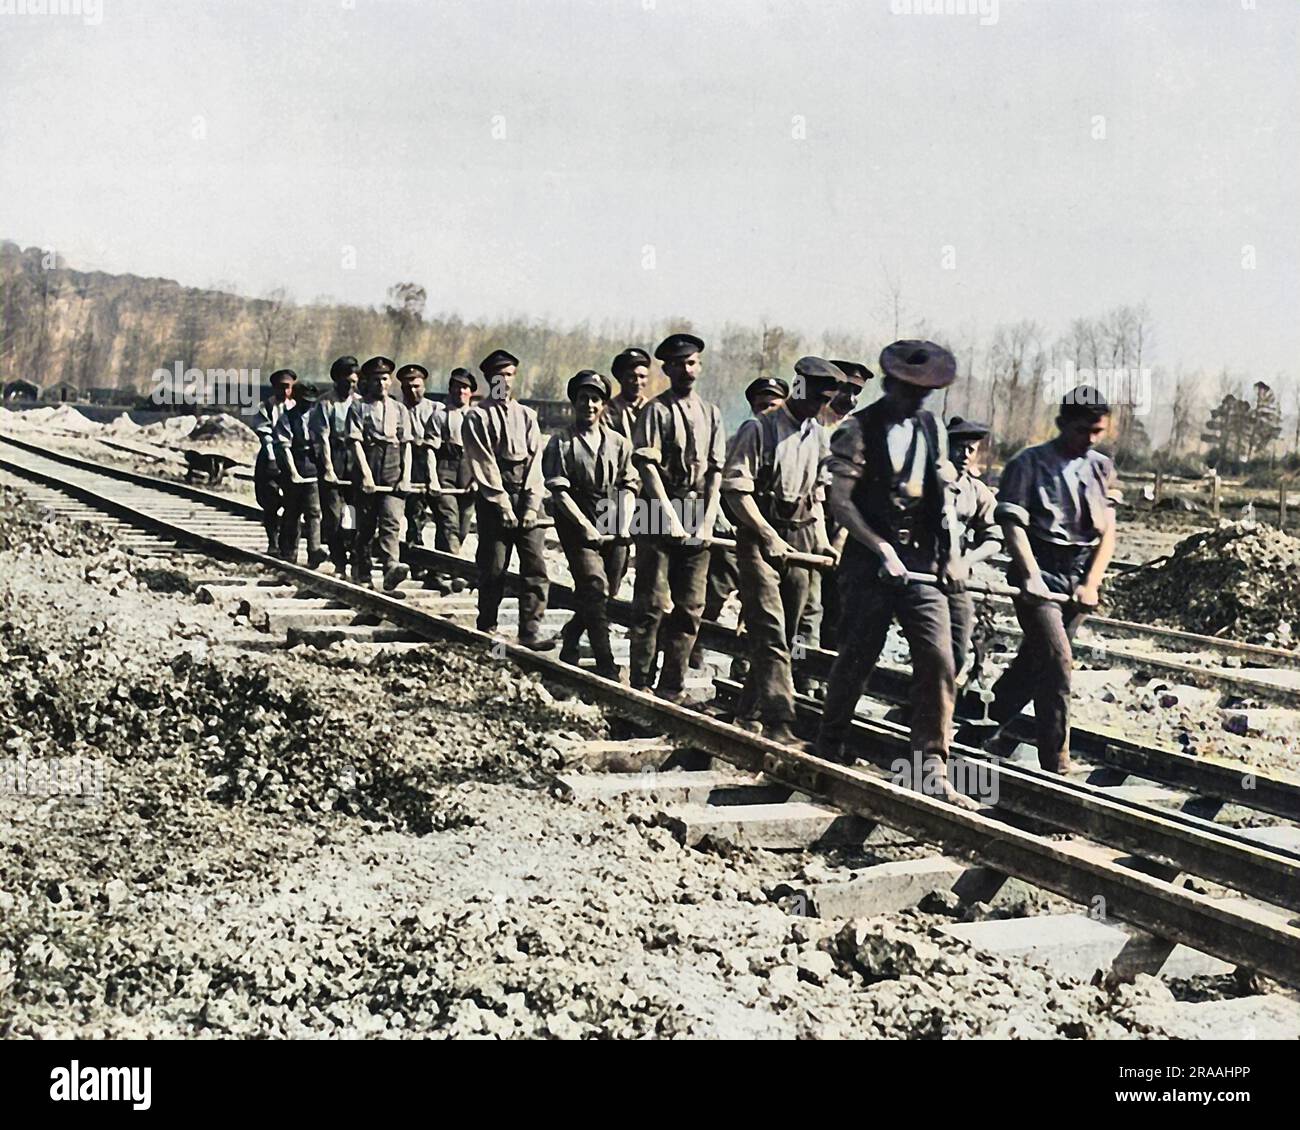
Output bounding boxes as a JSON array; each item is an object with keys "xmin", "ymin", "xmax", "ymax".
[
  {"xmin": 1100, "ymin": 455, "xmax": 1122, "ymax": 506},
  {"xmin": 613, "ymin": 433, "xmax": 641, "ymax": 494},
  {"xmin": 395, "ymin": 402, "xmax": 414, "ymax": 444},
  {"xmin": 462, "ymin": 408, "xmax": 505, "ymax": 504},
  {"xmin": 705, "ymin": 405, "xmax": 725, "ymax": 474},
  {"xmin": 972, "ymin": 479, "xmax": 1003, "ymax": 544},
  {"xmin": 823, "ymin": 416, "xmax": 867, "ymax": 480},
  {"xmin": 632, "ymin": 401, "xmax": 665, "ymax": 467},
  {"xmin": 542, "ymin": 434, "xmax": 570, "ymax": 492},
  {"xmin": 307, "ymin": 402, "xmax": 329, "ymax": 444},
  {"xmin": 344, "ymin": 401, "xmax": 365, "ymax": 443},
  {"xmin": 994, "ymin": 450, "xmax": 1033, "ymax": 527},
  {"xmin": 720, "ymin": 419, "xmax": 762, "ymax": 496}
]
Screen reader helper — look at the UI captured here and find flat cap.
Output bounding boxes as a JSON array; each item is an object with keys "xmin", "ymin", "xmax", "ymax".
[
  {"xmin": 396, "ymin": 363, "xmax": 429, "ymax": 382},
  {"xmin": 793, "ymin": 356, "xmax": 842, "ymax": 383},
  {"xmin": 829, "ymin": 359, "xmax": 873, "ymax": 388},
  {"xmin": 329, "ymin": 355, "xmax": 360, "ymax": 380},
  {"xmin": 611, "ymin": 347, "xmax": 651, "ymax": 376},
  {"xmin": 946, "ymin": 416, "xmax": 990, "ymax": 440},
  {"xmin": 269, "ymin": 368, "xmax": 298, "ymax": 383},
  {"xmin": 359, "ymin": 356, "xmax": 395, "ymax": 376},
  {"xmin": 478, "ymin": 349, "xmax": 520, "ymax": 374},
  {"xmin": 744, "ymin": 377, "xmax": 789, "ymax": 404},
  {"xmin": 654, "ymin": 333, "xmax": 705, "ymax": 362},
  {"xmin": 878, "ymin": 340, "xmax": 957, "ymax": 389},
  {"xmin": 447, "ymin": 367, "xmax": 477, "ymax": 391},
  {"xmin": 567, "ymin": 370, "xmax": 612, "ymax": 402}
]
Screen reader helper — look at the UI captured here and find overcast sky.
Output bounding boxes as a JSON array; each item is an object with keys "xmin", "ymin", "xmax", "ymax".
[{"xmin": 2, "ymin": 0, "xmax": 1296, "ymax": 378}]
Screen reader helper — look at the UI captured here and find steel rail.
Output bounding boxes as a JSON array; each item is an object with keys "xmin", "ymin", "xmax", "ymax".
[
  {"xmin": 7, "ymin": 433, "xmax": 1300, "ymax": 817},
  {"xmin": 3, "ymin": 444, "xmax": 1300, "ymax": 985}
]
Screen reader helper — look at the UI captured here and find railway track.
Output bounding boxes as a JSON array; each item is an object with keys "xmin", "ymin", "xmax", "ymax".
[{"xmin": 3, "ymin": 431, "xmax": 1300, "ymax": 1002}]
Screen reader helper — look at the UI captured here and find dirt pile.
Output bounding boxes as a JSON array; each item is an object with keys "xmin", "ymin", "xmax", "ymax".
[
  {"xmin": 179, "ymin": 413, "xmax": 257, "ymax": 461},
  {"xmin": 0, "ymin": 407, "xmax": 35, "ymax": 433},
  {"xmin": 1105, "ymin": 521, "xmax": 1300, "ymax": 646},
  {"xmin": 100, "ymin": 412, "xmax": 143, "ymax": 437},
  {"xmin": 45, "ymin": 404, "xmax": 102, "ymax": 434},
  {"xmin": 139, "ymin": 415, "xmax": 199, "ymax": 444}
]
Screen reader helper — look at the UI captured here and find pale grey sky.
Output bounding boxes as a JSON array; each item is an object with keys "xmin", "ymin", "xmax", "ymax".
[{"xmin": 2, "ymin": 0, "xmax": 1296, "ymax": 377}]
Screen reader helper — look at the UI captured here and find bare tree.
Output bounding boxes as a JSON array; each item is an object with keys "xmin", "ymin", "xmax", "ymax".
[{"xmin": 253, "ymin": 287, "xmax": 291, "ymax": 371}]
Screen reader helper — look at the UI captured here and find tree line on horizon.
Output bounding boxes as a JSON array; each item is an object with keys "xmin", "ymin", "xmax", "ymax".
[{"xmin": 2, "ymin": 240, "xmax": 1297, "ymax": 471}]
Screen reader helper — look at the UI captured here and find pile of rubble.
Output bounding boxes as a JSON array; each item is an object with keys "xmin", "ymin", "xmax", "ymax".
[
  {"xmin": 179, "ymin": 413, "xmax": 257, "ymax": 462},
  {"xmin": 1105, "ymin": 521, "xmax": 1300, "ymax": 646}
]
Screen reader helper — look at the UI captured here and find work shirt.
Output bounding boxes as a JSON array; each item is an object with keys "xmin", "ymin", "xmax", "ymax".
[
  {"xmin": 462, "ymin": 397, "xmax": 545, "ymax": 517},
  {"xmin": 605, "ymin": 394, "xmax": 646, "ymax": 441},
  {"xmin": 950, "ymin": 473, "xmax": 1002, "ymax": 554},
  {"xmin": 827, "ymin": 404, "xmax": 957, "ymax": 572},
  {"xmin": 429, "ymin": 402, "xmax": 474, "ymax": 490},
  {"xmin": 722, "ymin": 404, "xmax": 828, "ymax": 529},
  {"xmin": 308, "ymin": 391, "xmax": 358, "ymax": 480},
  {"xmin": 252, "ymin": 395, "xmax": 296, "ymax": 468},
  {"xmin": 631, "ymin": 389, "xmax": 725, "ymax": 498},
  {"xmin": 995, "ymin": 440, "xmax": 1120, "ymax": 548},
  {"xmin": 345, "ymin": 395, "xmax": 413, "ymax": 487},
  {"xmin": 543, "ymin": 424, "xmax": 640, "ymax": 525},
  {"xmin": 271, "ymin": 401, "xmax": 319, "ymax": 479},
  {"xmin": 404, "ymin": 397, "xmax": 439, "ymax": 443}
]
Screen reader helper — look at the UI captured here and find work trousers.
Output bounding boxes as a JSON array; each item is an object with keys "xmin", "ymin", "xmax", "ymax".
[
  {"xmin": 352, "ymin": 490, "xmax": 404, "ymax": 580},
  {"xmin": 990, "ymin": 598, "xmax": 1089, "ymax": 772},
  {"xmin": 278, "ymin": 480, "xmax": 321, "ymax": 564},
  {"xmin": 254, "ymin": 463, "xmax": 282, "ymax": 554},
  {"xmin": 818, "ymin": 553, "xmax": 956, "ymax": 757},
  {"xmin": 319, "ymin": 480, "xmax": 351, "ymax": 572},
  {"xmin": 432, "ymin": 490, "xmax": 474, "ymax": 555},
  {"xmin": 556, "ymin": 520, "xmax": 627, "ymax": 668},
  {"xmin": 948, "ymin": 589, "xmax": 975, "ymax": 681},
  {"xmin": 629, "ymin": 537, "xmax": 711, "ymax": 694},
  {"xmin": 474, "ymin": 496, "xmax": 549, "ymax": 637},
  {"xmin": 734, "ymin": 525, "xmax": 818, "ymax": 725},
  {"xmin": 989, "ymin": 540, "xmax": 1092, "ymax": 772}
]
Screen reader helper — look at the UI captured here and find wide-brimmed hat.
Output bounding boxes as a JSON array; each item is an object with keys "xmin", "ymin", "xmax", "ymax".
[{"xmin": 879, "ymin": 340, "xmax": 956, "ymax": 389}]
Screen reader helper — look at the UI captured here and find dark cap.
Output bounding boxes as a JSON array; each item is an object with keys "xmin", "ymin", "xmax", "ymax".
[
  {"xmin": 478, "ymin": 349, "xmax": 520, "ymax": 374},
  {"xmin": 745, "ymin": 377, "xmax": 789, "ymax": 405},
  {"xmin": 611, "ymin": 347, "xmax": 651, "ymax": 377},
  {"xmin": 396, "ymin": 363, "xmax": 429, "ymax": 382},
  {"xmin": 793, "ymin": 356, "xmax": 843, "ymax": 383},
  {"xmin": 879, "ymin": 340, "xmax": 957, "ymax": 389},
  {"xmin": 448, "ymin": 367, "xmax": 477, "ymax": 392},
  {"xmin": 829, "ymin": 359, "xmax": 873, "ymax": 388},
  {"xmin": 359, "ymin": 356, "xmax": 395, "ymax": 377},
  {"xmin": 329, "ymin": 355, "xmax": 360, "ymax": 380},
  {"xmin": 269, "ymin": 368, "xmax": 298, "ymax": 384},
  {"xmin": 295, "ymin": 382, "xmax": 320, "ymax": 403},
  {"xmin": 946, "ymin": 416, "xmax": 990, "ymax": 440},
  {"xmin": 567, "ymin": 370, "xmax": 612, "ymax": 402},
  {"xmin": 1060, "ymin": 385, "xmax": 1111, "ymax": 417},
  {"xmin": 654, "ymin": 333, "xmax": 705, "ymax": 362}
]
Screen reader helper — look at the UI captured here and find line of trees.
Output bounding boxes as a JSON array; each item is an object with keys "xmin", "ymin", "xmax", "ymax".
[{"xmin": 3, "ymin": 242, "xmax": 1298, "ymax": 467}]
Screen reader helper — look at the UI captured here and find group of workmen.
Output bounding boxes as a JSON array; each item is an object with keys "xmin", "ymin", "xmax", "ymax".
[{"xmin": 252, "ymin": 334, "xmax": 1117, "ymax": 807}]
